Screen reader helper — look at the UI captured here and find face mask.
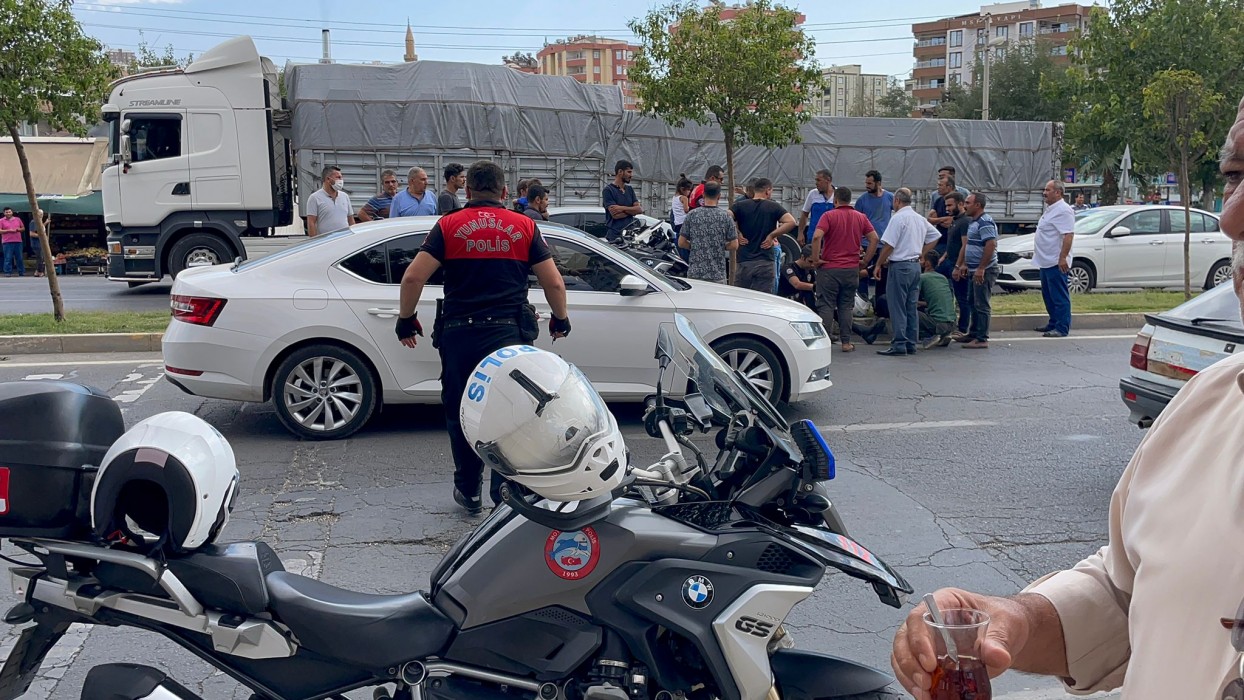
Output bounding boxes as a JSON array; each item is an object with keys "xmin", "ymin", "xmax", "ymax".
[{"xmin": 332, "ymin": 180, "xmax": 345, "ymax": 192}]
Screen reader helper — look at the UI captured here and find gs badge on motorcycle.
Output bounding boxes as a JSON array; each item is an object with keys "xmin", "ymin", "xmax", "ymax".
[{"xmin": 545, "ymin": 527, "xmax": 600, "ymax": 580}]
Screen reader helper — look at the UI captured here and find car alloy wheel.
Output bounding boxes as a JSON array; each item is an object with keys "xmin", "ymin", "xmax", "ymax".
[
  {"xmin": 1067, "ymin": 263, "xmax": 1094, "ymax": 294},
  {"xmin": 283, "ymin": 356, "xmax": 365, "ymax": 432},
  {"xmin": 1210, "ymin": 260, "xmax": 1232, "ymax": 288},
  {"xmin": 712, "ymin": 337, "xmax": 787, "ymax": 404},
  {"xmin": 271, "ymin": 344, "xmax": 378, "ymax": 440}
]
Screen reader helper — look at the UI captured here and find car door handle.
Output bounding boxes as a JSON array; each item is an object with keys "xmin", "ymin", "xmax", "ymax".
[
  {"xmin": 1148, "ymin": 240, "xmax": 1164, "ymax": 245},
  {"xmin": 367, "ymin": 307, "xmax": 400, "ymax": 318}
]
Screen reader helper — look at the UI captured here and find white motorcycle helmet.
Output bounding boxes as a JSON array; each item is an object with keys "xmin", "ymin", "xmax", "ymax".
[
  {"xmin": 91, "ymin": 412, "xmax": 239, "ymax": 554},
  {"xmin": 460, "ymin": 345, "xmax": 626, "ymax": 502}
]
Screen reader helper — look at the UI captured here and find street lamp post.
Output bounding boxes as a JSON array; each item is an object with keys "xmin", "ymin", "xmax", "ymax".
[{"xmin": 981, "ymin": 35, "xmax": 1007, "ymax": 120}]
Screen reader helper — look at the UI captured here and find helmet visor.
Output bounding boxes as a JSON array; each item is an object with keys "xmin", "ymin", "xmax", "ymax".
[{"xmin": 488, "ymin": 366, "xmax": 609, "ymax": 474}]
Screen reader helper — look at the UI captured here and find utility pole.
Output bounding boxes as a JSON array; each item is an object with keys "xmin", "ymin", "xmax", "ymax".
[{"xmin": 981, "ymin": 13, "xmax": 992, "ymax": 121}]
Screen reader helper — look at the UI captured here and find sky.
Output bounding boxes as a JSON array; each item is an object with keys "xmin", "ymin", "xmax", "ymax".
[{"xmin": 72, "ymin": 0, "xmax": 1004, "ymax": 80}]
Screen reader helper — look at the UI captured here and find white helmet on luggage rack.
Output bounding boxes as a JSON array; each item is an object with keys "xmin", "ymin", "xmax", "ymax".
[
  {"xmin": 460, "ymin": 345, "xmax": 626, "ymax": 502},
  {"xmin": 91, "ymin": 412, "xmax": 239, "ymax": 554}
]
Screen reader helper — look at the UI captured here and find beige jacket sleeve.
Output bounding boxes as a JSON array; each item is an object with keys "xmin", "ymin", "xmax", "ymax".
[{"xmin": 1023, "ymin": 430, "xmax": 1159, "ymax": 693}]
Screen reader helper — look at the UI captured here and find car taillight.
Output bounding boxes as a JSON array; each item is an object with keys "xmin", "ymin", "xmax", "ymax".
[
  {"xmin": 171, "ymin": 295, "xmax": 227, "ymax": 326},
  {"xmin": 1129, "ymin": 331, "xmax": 1152, "ymax": 371}
]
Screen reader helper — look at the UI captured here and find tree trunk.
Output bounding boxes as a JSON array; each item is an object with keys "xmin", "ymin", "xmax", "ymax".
[
  {"xmin": 724, "ymin": 127, "xmax": 737, "ymax": 286},
  {"xmin": 7, "ymin": 123, "xmax": 65, "ymax": 322},
  {"xmin": 1180, "ymin": 152, "xmax": 1192, "ymax": 300},
  {"xmin": 1100, "ymin": 168, "xmax": 1118, "ymax": 206}
]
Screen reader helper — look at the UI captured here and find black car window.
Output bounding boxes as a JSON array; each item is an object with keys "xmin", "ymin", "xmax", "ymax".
[
  {"xmin": 546, "ymin": 238, "xmax": 628, "ymax": 292},
  {"xmin": 548, "ymin": 213, "xmax": 580, "ymax": 229},
  {"xmin": 340, "ymin": 244, "xmax": 388, "ymax": 283},
  {"xmin": 340, "ymin": 233, "xmax": 443, "ymax": 284},
  {"xmin": 1118, "ymin": 210, "xmax": 1162, "ymax": 235},
  {"xmin": 387, "ymin": 233, "xmax": 443, "ymax": 285},
  {"xmin": 580, "ymin": 212, "xmax": 610, "ymax": 238}
]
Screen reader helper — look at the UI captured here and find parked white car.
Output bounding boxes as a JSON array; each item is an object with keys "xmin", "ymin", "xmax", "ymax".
[
  {"xmin": 162, "ymin": 218, "xmax": 832, "ymax": 439},
  {"xmin": 996, "ymin": 205, "xmax": 1232, "ymax": 293},
  {"xmin": 1121, "ymin": 281, "xmax": 1243, "ymax": 428}
]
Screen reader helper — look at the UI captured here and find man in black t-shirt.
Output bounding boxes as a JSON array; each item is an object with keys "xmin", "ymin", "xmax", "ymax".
[
  {"xmin": 603, "ymin": 160, "xmax": 643, "ymax": 242},
  {"xmin": 396, "ymin": 161, "xmax": 571, "ymax": 515},
  {"xmin": 938, "ymin": 190, "xmax": 972, "ymax": 335},
  {"xmin": 778, "ymin": 245, "xmax": 817, "ymax": 309},
  {"xmin": 730, "ymin": 178, "xmax": 796, "ymax": 293}
]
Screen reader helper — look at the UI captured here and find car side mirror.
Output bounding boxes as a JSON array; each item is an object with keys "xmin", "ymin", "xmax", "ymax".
[
  {"xmin": 1108, "ymin": 226, "xmax": 1131, "ymax": 238},
  {"xmin": 619, "ymin": 274, "xmax": 651, "ymax": 296}
]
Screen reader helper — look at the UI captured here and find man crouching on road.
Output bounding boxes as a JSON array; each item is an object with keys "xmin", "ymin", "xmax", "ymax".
[
  {"xmin": 395, "ymin": 161, "xmax": 570, "ymax": 516},
  {"xmin": 891, "ymin": 94, "xmax": 1244, "ymax": 700}
]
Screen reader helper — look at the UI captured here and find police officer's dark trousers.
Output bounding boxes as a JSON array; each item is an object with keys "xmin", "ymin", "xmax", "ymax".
[{"xmin": 439, "ymin": 322, "xmax": 523, "ymax": 505}]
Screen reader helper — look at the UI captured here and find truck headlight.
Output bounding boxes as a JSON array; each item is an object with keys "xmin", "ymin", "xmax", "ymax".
[{"xmin": 790, "ymin": 321, "xmax": 826, "ymax": 346}]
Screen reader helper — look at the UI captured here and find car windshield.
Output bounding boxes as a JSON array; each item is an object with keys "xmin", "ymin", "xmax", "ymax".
[
  {"xmin": 1075, "ymin": 209, "xmax": 1121, "ymax": 235},
  {"xmin": 235, "ymin": 228, "xmax": 356, "ymax": 272},
  {"xmin": 1159, "ymin": 281, "xmax": 1244, "ymax": 331}
]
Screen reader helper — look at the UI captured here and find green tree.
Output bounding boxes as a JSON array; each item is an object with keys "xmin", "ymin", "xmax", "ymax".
[
  {"xmin": 1142, "ymin": 69, "xmax": 1227, "ymax": 298},
  {"xmin": 936, "ymin": 40, "xmax": 1072, "ymax": 122},
  {"xmin": 627, "ymin": 0, "xmax": 822, "ymax": 203},
  {"xmin": 1066, "ymin": 0, "xmax": 1244, "ymax": 206},
  {"xmin": 876, "ymin": 78, "xmax": 916, "ymax": 118},
  {"xmin": 0, "ymin": 0, "xmax": 116, "ymax": 321},
  {"xmin": 130, "ymin": 31, "xmax": 193, "ymax": 71}
]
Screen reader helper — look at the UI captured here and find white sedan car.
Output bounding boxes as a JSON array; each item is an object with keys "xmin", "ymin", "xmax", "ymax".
[
  {"xmin": 996, "ymin": 205, "xmax": 1232, "ymax": 293},
  {"xmin": 162, "ymin": 218, "xmax": 832, "ymax": 439}
]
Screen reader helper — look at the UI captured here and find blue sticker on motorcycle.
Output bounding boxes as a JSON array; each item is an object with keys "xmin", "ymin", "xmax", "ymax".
[{"xmin": 682, "ymin": 575, "xmax": 714, "ymax": 609}]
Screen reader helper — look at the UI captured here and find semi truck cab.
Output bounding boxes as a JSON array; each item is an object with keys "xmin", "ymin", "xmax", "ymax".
[{"xmin": 103, "ymin": 36, "xmax": 293, "ymax": 283}]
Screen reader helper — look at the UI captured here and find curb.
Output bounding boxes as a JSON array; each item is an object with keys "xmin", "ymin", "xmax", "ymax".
[
  {"xmin": 989, "ymin": 312, "xmax": 1147, "ymax": 332},
  {"xmin": 0, "ymin": 313, "xmax": 1150, "ymax": 356},
  {"xmin": 0, "ymin": 333, "xmax": 163, "ymax": 356}
]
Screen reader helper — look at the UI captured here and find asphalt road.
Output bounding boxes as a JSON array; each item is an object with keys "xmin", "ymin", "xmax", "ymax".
[
  {"xmin": 0, "ymin": 276, "xmax": 171, "ymax": 315},
  {"xmin": 0, "ymin": 333, "xmax": 1139, "ymax": 699}
]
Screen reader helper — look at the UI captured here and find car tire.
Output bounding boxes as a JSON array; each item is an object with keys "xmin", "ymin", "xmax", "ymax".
[
  {"xmin": 1206, "ymin": 259, "xmax": 1232, "ymax": 290},
  {"xmin": 271, "ymin": 344, "xmax": 378, "ymax": 440},
  {"xmin": 1068, "ymin": 260, "xmax": 1095, "ymax": 294},
  {"xmin": 168, "ymin": 233, "xmax": 234, "ymax": 278},
  {"xmin": 711, "ymin": 336, "xmax": 788, "ymax": 405}
]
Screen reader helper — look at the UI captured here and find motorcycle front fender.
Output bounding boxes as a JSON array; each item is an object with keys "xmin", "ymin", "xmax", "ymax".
[{"xmin": 770, "ymin": 648, "xmax": 893, "ymax": 700}]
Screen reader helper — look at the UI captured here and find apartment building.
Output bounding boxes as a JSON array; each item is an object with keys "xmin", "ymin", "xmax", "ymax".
[
  {"xmin": 910, "ymin": 1, "xmax": 1090, "ymax": 113},
  {"xmin": 816, "ymin": 65, "xmax": 889, "ymax": 117},
  {"xmin": 538, "ymin": 36, "xmax": 639, "ymax": 109}
]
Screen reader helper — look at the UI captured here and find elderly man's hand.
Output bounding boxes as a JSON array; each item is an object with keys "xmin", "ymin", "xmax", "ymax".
[{"xmin": 892, "ymin": 588, "xmax": 1029, "ymax": 700}]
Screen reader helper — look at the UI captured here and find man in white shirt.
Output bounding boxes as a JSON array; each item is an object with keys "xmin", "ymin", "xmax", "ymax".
[
  {"xmin": 797, "ymin": 169, "xmax": 832, "ymax": 245},
  {"xmin": 890, "ymin": 94, "xmax": 1244, "ymax": 700},
  {"xmin": 306, "ymin": 165, "xmax": 354, "ymax": 237},
  {"xmin": 872, "ymin": 188, "xmax": 941, "ymax": 356},
  {"xmin": 1033, "ymin": 180, "xmax": 1077, "ymax": 337}
]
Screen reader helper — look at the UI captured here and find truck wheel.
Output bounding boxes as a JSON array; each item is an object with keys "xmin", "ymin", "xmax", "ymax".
[{"xmin": 168, "ymin": 234, "xmax": 234, "ymax": 278}]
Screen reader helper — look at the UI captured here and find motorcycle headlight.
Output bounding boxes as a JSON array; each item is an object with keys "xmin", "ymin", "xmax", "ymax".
[{"xmin": 791, "ymin": 321, "xmax": 826, "ymax": 346}]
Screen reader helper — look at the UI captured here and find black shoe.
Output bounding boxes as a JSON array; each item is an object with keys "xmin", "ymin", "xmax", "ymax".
[
  {"xmin": 1034, "ymin": 325, "xmax": 1052, "ymax": 333},
  {"xmin": 876, "ymin": 347, "xmax": 908, "ymax": 356},
  {"xmin": 454, "ymin": 488, "xmax": 484, "ymax": 516},
  {"xmin": 1042, "ymin": 330, "xmax": 1068, "ymax": 338}
]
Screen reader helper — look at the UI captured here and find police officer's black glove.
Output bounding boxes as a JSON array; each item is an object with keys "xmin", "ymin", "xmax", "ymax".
[
  {"xmin": 549, "ymin": 315, "xmax": 571, "ymax": 339},
  {"xmin": 395, "ymin": 313, "xmax": 423, "ymax": 341}
]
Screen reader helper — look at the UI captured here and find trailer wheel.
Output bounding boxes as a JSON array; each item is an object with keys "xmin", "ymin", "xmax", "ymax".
[{"xmin": 168, "ymin": 234, "xmax": 234, "ymax": 278}]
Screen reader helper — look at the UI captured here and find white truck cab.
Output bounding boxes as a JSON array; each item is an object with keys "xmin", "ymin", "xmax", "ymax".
[{"xmin": 103, "ymin": 36, "xmax": 293, "ymax": 283}]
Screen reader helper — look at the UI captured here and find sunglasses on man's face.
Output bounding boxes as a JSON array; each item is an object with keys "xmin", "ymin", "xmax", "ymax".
[{"xmin": 1220, "ymin": 598, "xmax": 1244, "ymax": 699}]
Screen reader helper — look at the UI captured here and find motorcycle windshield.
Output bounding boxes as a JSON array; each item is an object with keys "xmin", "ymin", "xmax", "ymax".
[{"xmin": 658, "ymin": 315, "xmax": 788, "ymax": 429}]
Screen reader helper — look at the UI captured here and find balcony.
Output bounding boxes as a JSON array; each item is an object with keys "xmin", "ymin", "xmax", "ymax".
[
  {"xmin": 915, "ymin": 59, "xmax": 946, "ymax": 69},
  {"xmin": 915, "ymin": 37, "xmax": 947, "ymax": 48},
  {"xmin": 913, "ymin": 66, "xmax": 946, "ymax": 79}
]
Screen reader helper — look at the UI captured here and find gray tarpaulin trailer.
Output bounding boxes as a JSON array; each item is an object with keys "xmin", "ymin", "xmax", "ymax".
[{"xmin": 286, "ymin": 59, "xmax": 1061, "ymax": 234}]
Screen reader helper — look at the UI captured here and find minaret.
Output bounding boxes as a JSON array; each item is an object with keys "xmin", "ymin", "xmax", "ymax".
[{"xmin": 404, "ymin": 21, "xmax": 418, "ymax": 62}]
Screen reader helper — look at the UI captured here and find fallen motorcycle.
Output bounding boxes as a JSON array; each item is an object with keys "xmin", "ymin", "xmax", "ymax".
[{"xmin": 0, "ymin": 314, "xmax": 910, "ymax": 700}]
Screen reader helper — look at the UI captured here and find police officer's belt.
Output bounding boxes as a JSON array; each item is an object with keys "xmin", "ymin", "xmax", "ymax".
[{"xmin": 442, "ymin": 316, "xmax": 519, "ymax": 330}]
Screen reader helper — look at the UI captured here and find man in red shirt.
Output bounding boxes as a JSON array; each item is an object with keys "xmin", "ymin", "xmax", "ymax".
[
  {"xmin": 811, "ymin": 187, "xmax": 878, "ymax": 352},
  {"xmin": 688, "ymin": 165, "xmax": 725, "ymax": 211},
  {"xmin": 1, "ymin": 207, "xmax": 25, "ymax": 277}
]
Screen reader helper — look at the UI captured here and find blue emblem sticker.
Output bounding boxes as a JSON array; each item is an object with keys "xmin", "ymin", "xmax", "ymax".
[{"xmin": 682, "ymin": 575, "xmax": 714, "ymax": 609}]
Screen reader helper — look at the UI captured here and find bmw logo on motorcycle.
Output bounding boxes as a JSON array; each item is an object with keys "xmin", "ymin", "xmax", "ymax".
[{"xmin": 682, "ymin": 575, "xmax": 714, "ymax": 609}]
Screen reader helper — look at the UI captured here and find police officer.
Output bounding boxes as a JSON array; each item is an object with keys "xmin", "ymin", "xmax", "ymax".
[{"xmin": 396, "ymin": 160, "xmax": 571, "ymax": 515}]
